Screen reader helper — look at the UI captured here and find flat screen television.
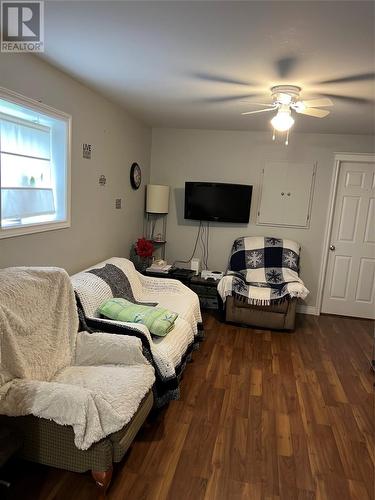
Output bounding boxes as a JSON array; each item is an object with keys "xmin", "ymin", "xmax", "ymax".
[{"xmin": 184, "ymin": 182, "xmax": 252, "ymax": 223}]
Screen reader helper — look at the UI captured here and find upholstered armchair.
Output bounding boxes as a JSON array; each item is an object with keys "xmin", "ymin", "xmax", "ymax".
[
  {"xmin": 0, "ymin": 267, "xmax": 155, "ymax": 497},
  {"xmin": 218, "ymin": 236, "xmax": 309, "ymax": 330}
]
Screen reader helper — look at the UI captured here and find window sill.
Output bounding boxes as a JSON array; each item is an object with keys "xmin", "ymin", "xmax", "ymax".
[{"xmin": 0, "ymin": 219, "xmax": 71, "ymax": 239}]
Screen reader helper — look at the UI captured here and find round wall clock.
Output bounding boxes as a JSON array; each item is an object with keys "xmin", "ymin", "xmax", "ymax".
[{"xmin": 130, "ymin": 162, "xmax": 142, "ymax": 190}]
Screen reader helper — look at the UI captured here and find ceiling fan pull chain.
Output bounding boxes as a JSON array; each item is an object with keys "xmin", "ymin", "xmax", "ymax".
[{"xmin": 285, "ymin": 129, "xmax": 289, "ymax": 146}]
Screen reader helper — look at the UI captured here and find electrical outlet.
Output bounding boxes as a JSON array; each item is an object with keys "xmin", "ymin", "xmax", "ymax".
[{"xmin": 115, "ymin": 198, "xmax": 122, "ymax": 209}]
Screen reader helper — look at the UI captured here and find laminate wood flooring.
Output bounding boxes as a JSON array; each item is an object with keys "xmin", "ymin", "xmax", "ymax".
[{"xmin": 4, "ymin": 312, "xmax": 374, "ymax": 500}]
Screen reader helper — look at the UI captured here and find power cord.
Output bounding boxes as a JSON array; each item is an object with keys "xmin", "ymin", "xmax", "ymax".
[
  {"xmin": 200, "ymin": 222, "xmax": 206, "ymax": 269},
  {"xmin": 206, "ymin": 222, "xmax": 210, "ymax": 269},
  {"xmin": 173, "ymin": 221, "xmax": 202, "ymax": 266},
  {"xmin": 173, "ymin": 220, "xmax": 211, "ymax": 270}
]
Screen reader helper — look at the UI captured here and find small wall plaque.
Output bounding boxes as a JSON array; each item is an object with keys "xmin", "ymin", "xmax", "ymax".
[{"xmin": 83, "ymin": 144, "xmax": 92, "ymax": 159}]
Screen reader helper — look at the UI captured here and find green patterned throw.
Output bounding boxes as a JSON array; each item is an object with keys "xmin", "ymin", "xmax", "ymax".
[{"xmin": 98, "ymin": 298, "xmax": 178, "ymax": 337}]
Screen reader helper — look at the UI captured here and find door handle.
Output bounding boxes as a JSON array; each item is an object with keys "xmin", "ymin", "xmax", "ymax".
[{"xmin": 329, "ymin": 245, "xmax": 335, "ymax": 251}]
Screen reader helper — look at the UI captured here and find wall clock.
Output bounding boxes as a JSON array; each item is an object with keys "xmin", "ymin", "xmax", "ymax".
[{"xmin": 130, "ymin": 162, "xmax": 142, "ymax": 190}]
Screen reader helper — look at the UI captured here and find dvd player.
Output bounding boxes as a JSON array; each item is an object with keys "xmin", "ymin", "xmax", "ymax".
[
  {"xmin": 170, "ymin": 268, "xmax": 195, "ymax": 279},
  {"xmin": 200, "ymin": 270, "xmax": 223, "ymax": 280}
]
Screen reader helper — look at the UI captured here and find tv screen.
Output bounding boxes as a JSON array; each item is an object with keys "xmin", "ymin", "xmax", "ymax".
[{"xmin": 184, "ymin": 182, "xmax": 252, "ymax": 223}]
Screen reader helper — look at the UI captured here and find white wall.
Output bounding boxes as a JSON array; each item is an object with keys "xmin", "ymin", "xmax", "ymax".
[
  {"xmin": 0, "ymin": 54, "xmax": 151, "ymax": 274},
  {"xmin": 150, "ymin": 128, "xmax": 375, "ymax": 309},
  {"xmin": 1, "ymin": 53, "xmax": 373, "ymax": 310}
]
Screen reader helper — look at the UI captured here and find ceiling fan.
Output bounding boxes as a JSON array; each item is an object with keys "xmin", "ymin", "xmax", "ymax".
[
  {"xmin": 241, "ymin": 85, "xmax": 333, "ymax": 144},
  {"xmin": 191, "ymin": 61, "xmax": 374, "ymax": 144}
]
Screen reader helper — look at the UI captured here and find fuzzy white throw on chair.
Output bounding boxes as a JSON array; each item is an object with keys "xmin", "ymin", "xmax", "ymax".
[{"xmin": 0, "ymin": 267, "xmax": 155, "ymax": 450}]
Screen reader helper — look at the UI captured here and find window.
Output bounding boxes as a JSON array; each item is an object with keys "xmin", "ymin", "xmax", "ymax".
[{"xmin": 0, "ymin": 88, "xmax": 71, "ymax": 238}]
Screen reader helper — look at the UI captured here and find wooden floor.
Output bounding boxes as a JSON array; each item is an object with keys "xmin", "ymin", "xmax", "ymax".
[{"xmin": 4, "ymin": 312, "xmax": 374, "ymax": 500}]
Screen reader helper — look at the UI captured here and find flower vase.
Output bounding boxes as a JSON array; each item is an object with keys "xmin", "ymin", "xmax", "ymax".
[{"xmin": 130, "ymin": 246, "xmax": 152, "ymax": 272}]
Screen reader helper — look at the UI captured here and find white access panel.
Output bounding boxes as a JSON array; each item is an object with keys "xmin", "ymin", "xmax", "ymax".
[{"xmin": 257, "ymin": 161, "xmax": 316, "ymax": 228}]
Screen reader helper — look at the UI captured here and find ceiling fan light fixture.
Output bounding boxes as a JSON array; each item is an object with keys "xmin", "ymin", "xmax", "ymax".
[
  {"xmin": 278, "ymin": 93, "xmax": 293, "ymax": 105},
  {"xmin": 271, "ymin": 108, "xmax": 295, "ymax": 132}
]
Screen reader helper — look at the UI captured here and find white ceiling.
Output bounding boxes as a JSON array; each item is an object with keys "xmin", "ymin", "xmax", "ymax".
[{"xmin": 42, "ymin": 1, "xmax": 375, "ymax": 134}]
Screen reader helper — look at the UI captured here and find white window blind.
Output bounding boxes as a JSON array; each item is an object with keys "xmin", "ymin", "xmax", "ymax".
[
  {"xmin": 0, "ymin": 89, "xmax": 71, "ymax": 238},
  {"xmin": 1, "ymin": 116, "xmax": 51, "ymax": 159}
]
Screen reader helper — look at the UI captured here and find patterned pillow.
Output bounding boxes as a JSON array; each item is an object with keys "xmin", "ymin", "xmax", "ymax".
[{"xmin": 98, "ymin": 298, "xmax": 178, "ymax": 337}]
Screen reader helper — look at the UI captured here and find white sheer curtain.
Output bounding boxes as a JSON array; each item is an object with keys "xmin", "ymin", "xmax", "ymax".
[
  {"xmin": 0, "ymin": 115, "xmax": 54, "ymax": 222},
  {"xmin": 1, "ymin": 117, "xmax": 51, "ymax": 159}
]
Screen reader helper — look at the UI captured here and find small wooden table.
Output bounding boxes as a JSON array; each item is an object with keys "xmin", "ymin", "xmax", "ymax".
[
  {"xmin": 143, "ymin": 268, "xmax": 196, "ymax": 287},
  {"xmin": 189, "ymin": 275, "xmax": 219, "ymax": 310},
  {"xmin": 143, "ymin": 269, "xmax": 220, "ymax": 309}
]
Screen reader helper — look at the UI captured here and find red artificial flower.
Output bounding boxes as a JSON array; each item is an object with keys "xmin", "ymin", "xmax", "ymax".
[{"xmin": 135, "ymin": 238, "xmax": 154, "ymax": 258}]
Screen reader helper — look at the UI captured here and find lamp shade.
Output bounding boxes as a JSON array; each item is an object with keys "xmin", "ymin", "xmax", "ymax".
[{"xmin": 146, "ymin": 184, "xmax": 169, "ymax": 214}]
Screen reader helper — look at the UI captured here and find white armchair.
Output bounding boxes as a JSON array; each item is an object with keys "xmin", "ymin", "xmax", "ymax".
[{"xmin": 0, "ymin": 267, "xmax": 155, "ymax": 496}]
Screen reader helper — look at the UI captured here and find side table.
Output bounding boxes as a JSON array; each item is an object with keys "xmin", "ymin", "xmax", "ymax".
[
  {"xmin": 190, "ymin": 275, "xmax": 219, "ymax": 310},
  {"xmin": 142, "ymin": 268, "xmax": 196, "ymax": 287},
  {"xmin": 142, "ymin": 269, "xmax": 220, "ymax": 310}
]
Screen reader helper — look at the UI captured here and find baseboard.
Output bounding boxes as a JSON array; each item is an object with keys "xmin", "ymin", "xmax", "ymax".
[{"xmin": 296, "ymin": 304, "xmax": 319, "ymax": 316}]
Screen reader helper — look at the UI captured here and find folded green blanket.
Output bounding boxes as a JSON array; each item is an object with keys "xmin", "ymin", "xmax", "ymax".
[{"xmin": 98, "ymin": 298, "xmax": 178, "ymax": 337}]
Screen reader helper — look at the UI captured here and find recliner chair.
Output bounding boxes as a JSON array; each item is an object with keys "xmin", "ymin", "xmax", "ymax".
[
  {"xmin": 218, "ymin": 236, "xmax": 309, "ymax": 331},
  {"xmin": 225, "ymin": 295, "xmax": 298, "ymax": 330}
]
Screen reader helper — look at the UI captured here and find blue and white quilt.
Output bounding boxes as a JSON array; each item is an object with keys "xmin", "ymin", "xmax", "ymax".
[{"xmin": 218, "ymin": 236, "xmax": 309, "ymax": 305}]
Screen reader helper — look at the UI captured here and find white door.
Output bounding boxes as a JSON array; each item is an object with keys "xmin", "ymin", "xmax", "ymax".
[{"xmin": 322, "ymin": 160, "xmax": 375, "ymax": 319}]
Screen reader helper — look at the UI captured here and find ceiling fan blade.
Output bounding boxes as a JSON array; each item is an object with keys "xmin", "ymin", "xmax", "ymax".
[
  {"xmin": 317, "ymin": 73, "xmax": 375, "ymax": 85},
  {"xmin": 191, "ymin": 72, "xmax": 255, "ymax": 87},
  {"xmin": 198, "ymin": 93, "xmax": 262, "ymax": 103},
  {"xmin": 274, "ymin": 56, "xmax": 299, "ymax": 78},
  {"xmin": 242, "ymin": 108, "xmax": 276, "ymax": 115},
  {"xmin": 320, "ymin": 93, "xmax": 374, "ymax": 105},
  {"xmin": 300, "ymin": 98, "xmax": 333, "ymax": 108},
  {"xmin": 240, "ymin": 101, "xmax": 275, "ymax": 107},
  {"xmin": 296, "ymin": 107, "xmax": 330, "ymax": 118}
]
